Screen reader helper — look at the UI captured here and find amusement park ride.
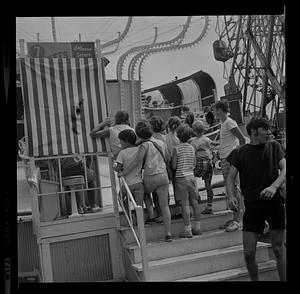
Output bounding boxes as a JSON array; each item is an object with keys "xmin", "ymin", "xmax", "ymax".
[{"xmin": 16, "ymin": 14, "xmax": 285, "ymax": 283}]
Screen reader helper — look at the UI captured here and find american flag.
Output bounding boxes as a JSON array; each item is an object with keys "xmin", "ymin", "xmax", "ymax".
[{"xmin": 19, "ymin": 58, "xmax": 108, "ymax": 157}]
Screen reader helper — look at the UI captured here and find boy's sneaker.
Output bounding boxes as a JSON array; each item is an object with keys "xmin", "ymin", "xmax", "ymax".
[
  {"xmin": 191, "ymin": 228, "xmax": 202, "ymax": 235},
  {"xmin": 219, "ymin": 219, "xmax": 233, "ymax": 229},
  {"xmin": 78, "ymin": 207, "xmax": 85, "ymax": 214},
  {"xmin": 91, "ymin": 205, "xmax": 101, "ymax": 213},
  {"xmin": 145, "ymin": 218, "xmax": 156, "ymax": 225},
  {"xmin": 165, "ymin": 235, "xmax": 173, "ymax": 242},
  {"xmin": 172, "ymin": 213, "xmax": 182, "ymax": 220},
  {"xmin": 154, "ymin": 216, "xmax": 163, "ymax": 223},
  {"xmin": 201, "ymin": 206, "xmax": 213, "ymax": 214},
  {"xmin": 179, "ymin": 231, "xmax": 193, "ymax": 238},
  {"xmin": 225, "ymin": 220, "xmax": 241, "ymax": 232}
]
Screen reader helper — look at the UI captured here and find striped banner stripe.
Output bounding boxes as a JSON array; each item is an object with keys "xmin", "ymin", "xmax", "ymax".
[{"xmin": 20, "ymin": 58, "xmax": 108, "ymax": 157}]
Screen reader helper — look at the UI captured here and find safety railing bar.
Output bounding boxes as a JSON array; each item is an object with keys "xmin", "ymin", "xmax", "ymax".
[
  {"xmin": 33, "ymin": 152, "xmax": 109, "ymax": 161},
  {"xmin": 118, "ymin": 176, "xmax": 149, "ymax": 281},
  {"xmin": 36, "ymin": 187, "xmax": 103, "ymax": 197},
  {"xmin": 119, "ymin": 176, "xmax": 138, "ymax": 208},
  {"xmin": 117, "ymin": 197, "xmax": 141, "ymax": 247}
]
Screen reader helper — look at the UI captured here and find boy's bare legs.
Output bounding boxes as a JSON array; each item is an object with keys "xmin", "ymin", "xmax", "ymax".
[
  {"xmin": 181, "ymin": 199, "xmax": 191, "ymax": 226},
  {"xmin": 156, "ymin": 184, "xmax": 172, "ymax": 236},
  {"xmin": 204, "ymin": 174, "xmax": 214, "ymax": 207},
  {"xmin": 190, "ymin": 199, "xmax": 201, "ymax": 222},
  {"xmin": 144, "ymin": 193, "xmax": 155, "ymax": 219}
]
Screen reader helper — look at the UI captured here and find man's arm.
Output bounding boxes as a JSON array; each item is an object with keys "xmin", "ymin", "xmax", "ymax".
[
  {"xmin": 226, "ymin": 165, "xmax": 239, "ymax": 211},
  {"xmin": 260, "ymin": 157, "xmax": 286, "ymax": 199},
  {"xmin": 231, "ymin": 127, "xmax": 246, "ymax": 146}
]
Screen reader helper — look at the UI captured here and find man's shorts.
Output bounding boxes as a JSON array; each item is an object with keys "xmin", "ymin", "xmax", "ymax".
[
  {"xmin": 174, "ymin": 175, "xmax": 199, "ymax": 202},
  {"xmin": 243, "ymin": 198, "xmax": 286, "ymax": 235}
]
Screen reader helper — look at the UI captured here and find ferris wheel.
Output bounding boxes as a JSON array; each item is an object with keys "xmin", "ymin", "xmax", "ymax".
[{"xmin": 213, "ymin": 14, "xmax": 285, "ymax": 132}]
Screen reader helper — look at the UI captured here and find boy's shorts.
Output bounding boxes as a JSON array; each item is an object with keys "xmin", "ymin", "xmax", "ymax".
[
  {"xmin": 143, "ymin": 172, "xmax": 169, "ymax": 194},
  {"xmin": 194, "ymin": 158, "xmax": 213, "ymax": 180},
  {"xmin": 243, "ymin": 198, "xmax": 286, "ymax": 235},
  {"xmin": 128, "ymin": 182, "xmax": 144, "ymax": 206},
  {"xmin": 174, "ymin": 175, "xmax": 199, "ymax": 201}
]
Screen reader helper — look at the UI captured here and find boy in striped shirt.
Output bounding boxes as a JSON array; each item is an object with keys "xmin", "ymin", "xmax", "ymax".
[{"xmin": 172, "ymin": 124, "xmax": 202, "ymax": 238}]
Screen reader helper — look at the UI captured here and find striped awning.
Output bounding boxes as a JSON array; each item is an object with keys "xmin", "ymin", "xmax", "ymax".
[{"xmin": 19, "ymin": 58, "xmax": 108, "ymax": 157}]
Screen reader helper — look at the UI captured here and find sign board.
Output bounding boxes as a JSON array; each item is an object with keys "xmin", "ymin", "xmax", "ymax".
[
  {"xmin": 27, "ymin": 42, "xmax": 95, "ymax": 58},
  {"xmin": 27, "ymin": 42, "xmax": 71, "ymax": 58},
  {"xmin": 70, "ymin": 42, "xmax": 95, "ymax": 58}
]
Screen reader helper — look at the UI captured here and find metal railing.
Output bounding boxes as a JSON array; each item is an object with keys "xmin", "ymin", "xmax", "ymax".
[{"xmin": 118, "ymin": 176, "xmax": 149, "ymax": 281}]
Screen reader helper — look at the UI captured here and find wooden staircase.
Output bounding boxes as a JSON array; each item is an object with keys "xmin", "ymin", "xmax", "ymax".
[{"xmin": 118, "ymin": 192, "xmax": 280, "ymax": 281}]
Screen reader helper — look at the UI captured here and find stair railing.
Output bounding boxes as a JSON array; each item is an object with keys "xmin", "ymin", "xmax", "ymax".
[{"xmin": 118, "ymin": 176, "xmax": 150, "ymax": 281}]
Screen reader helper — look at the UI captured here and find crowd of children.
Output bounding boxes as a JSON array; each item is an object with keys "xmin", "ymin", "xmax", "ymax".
[{"xmin": 91, "ymin": 109, "xmax": 220, "ymax": 242}]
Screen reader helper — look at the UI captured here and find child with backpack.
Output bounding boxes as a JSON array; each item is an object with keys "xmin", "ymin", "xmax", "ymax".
[{"xmin": 190, "ymin": 120, "xmax": 219, "ymax": 214}]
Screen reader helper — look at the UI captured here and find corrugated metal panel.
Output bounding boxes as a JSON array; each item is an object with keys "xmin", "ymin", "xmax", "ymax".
[
  {"xmin": 18, "ymin": 221, "xmax": 40, "ymax": 273},
  {"xmin": 50, "ymin": 234, "xmax": 113, "ymax": 282}
]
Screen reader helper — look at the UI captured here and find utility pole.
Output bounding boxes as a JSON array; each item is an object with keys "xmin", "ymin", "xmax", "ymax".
[
  {"xmin": 51, "ymin": 17, "xmax": 57, "ymax": 42},
  {"xmin": 79, "ymin": 33, "xmax": 81, "ymax": 42},
  {"xmin": 37, "ymin": 32, "xmax": 40, "ymax": 43}
]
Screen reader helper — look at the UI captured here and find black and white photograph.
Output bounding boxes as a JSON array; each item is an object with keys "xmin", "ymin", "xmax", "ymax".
[{"xmin": 14, "ymin": 12, "xmax": 286, "ymax": 285}]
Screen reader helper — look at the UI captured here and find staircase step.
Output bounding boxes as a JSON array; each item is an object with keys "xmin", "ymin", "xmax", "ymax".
[
  {"xmin": 127, "ymin": 229, "xmax": 242, "ymax": 263},
  {"xmin": 131, "ymin": 242, "xmax": 271, "ymax": 281},
  {"xmin": 119, "ymin": 210, "xmax": 233, "ymax": 244},
  {"xmin": 176, "ymin": 260, "xmax": 278, "ymax": 281}
]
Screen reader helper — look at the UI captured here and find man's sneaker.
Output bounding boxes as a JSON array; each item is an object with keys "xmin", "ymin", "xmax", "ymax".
[
  {"xmin": 201, "ymin": 206, "xmax": 213, "ymax": 214},
  {"xmin": 192, "ymin": 228, "xmax": 202, "ymax": 235},
  {"xmin": 165, "ymin": 235, "xmax": 173, "ymax": 242},
  {"xmin": 225, "ymin": 221, "xmax": 241, "ymax": 232},
  {"xmin": 179, "ymin": 231, "xmax": 193, "ymax": 238},
  {"xmin": 219, "ymin": 219, "xmax": 233, "ymax": 229}
]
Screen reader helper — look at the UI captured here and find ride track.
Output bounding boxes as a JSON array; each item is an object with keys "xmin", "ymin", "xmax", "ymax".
[{"xmin": 214, "ymin": 15, "xmax": 285, "ymax": 125}]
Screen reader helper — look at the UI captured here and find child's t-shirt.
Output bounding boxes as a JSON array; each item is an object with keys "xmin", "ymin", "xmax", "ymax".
[
  {"xmin": 116, "ymin": 146, "xmax": 143, "ymax": 186},
  {"xmin": 191, "ymin": 136, "xmax": 213, "ymax": 160},
  {"xmin": 142, "ymin": 138, "xmax": 168, "ymax": 177},
  {"xmin": 174, "ymin": 143, "xmax": 195, "ymax": 178}
]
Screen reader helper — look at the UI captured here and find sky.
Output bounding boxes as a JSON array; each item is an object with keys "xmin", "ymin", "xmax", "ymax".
[{"xmin": 16, "ymin": 16, "xmax": 232, "ymax": 99}]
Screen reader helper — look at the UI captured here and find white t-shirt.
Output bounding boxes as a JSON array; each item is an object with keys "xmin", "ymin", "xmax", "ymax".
[
  {"xmin": 219, "ymin": 117, "xmax": 239, "ymax": 159},
  {"xmin": 108, "ymin": 124, "xmax": 134, "ymax": 157},
  {"xmin": 116, "ymin": 146, "xmax": 143, "ymax": 186},
  {"xmin": 142, "ymin": 137, "xmax": 168, "ymax": 176}
]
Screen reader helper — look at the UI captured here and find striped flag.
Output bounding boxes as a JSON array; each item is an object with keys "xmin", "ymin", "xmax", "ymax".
[{"xmin": 19, "ymin": 58, "xmax": 108, "ymax": 157}]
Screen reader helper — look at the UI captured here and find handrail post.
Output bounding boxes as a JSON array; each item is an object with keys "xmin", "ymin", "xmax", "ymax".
[{"xmin": 135, "ymin": 206, "xmax": 150, "ymax": 281}]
